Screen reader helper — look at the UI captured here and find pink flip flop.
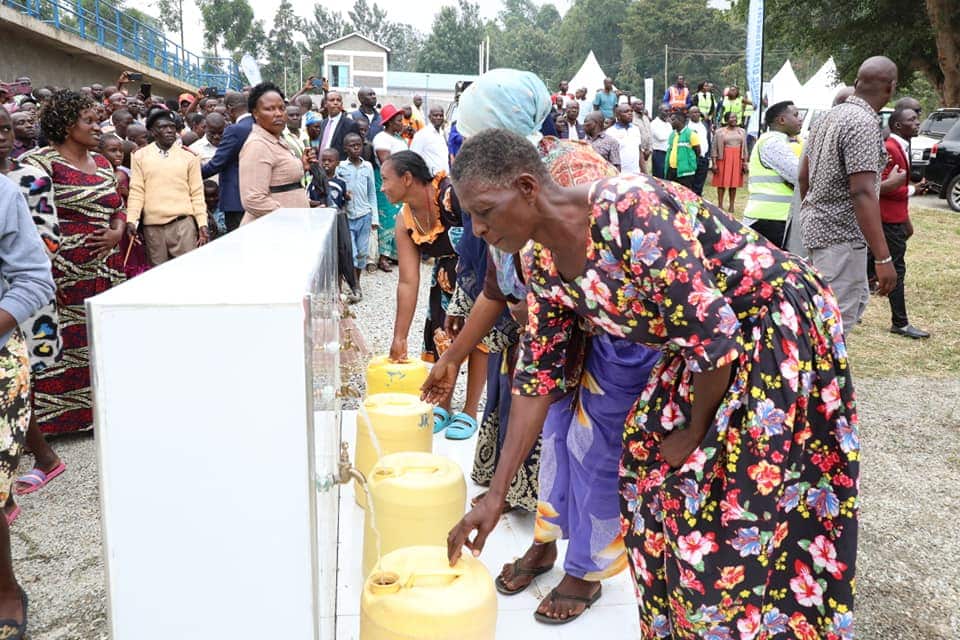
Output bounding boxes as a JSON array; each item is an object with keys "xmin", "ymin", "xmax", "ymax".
[
  {"xmin": 5, "ymin": 504, "xmax": 20, "ymax": 526},
  {"xmin": 14, "ymin": 461, "xmax": 66, "ymax": 496}
]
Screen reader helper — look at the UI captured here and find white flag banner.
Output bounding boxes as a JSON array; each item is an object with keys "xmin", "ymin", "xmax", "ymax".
[
  {"xmin": 644, "ymin": 78, "xmax": 654, "ymax": 117},
  {"xmin": 746, "ymin": 0, "xmax": 764, "ymax": 136},
  {"xmin": 240, "ymin": 54, "xmax": 262, "ymax": 87}
]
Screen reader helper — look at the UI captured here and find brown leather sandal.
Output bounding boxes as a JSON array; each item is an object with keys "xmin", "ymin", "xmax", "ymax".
[
  {"xmin": 533, "ymin": 584, "xmax": 602, "ymax": 625},
  {"xmin": 494, "ymin": 558, "xmax": 554, "ymax": 595}
]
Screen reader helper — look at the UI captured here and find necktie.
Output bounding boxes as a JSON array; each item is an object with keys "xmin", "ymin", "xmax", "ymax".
[{"xmin": 321, "ymin": 117, "xmax": 336, "ymax": 152}]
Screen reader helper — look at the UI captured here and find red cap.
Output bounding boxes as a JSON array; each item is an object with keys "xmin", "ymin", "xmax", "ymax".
[
  {"xmin": 178, "ymin": 93, "xmax": 197, "ymax": 105},
  {"xmin": 379, "ymin": 103, "xmax": 402, "ymax": 125}
]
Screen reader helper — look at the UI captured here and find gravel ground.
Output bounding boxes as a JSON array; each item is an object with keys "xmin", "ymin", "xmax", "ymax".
[{"xmin": 13, "ymin": 263, "xmax": 959, "ymax": 639}]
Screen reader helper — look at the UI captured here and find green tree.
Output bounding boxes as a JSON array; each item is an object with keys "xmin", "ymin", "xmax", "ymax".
[
  {"xmin": 305, "ymin": 5, "xmax": 348, "ymax": 47},
  {"xmin": 303, "ymin": 1, "xmax": 422, "ymax": 72},
  {"xmin": 416, "ymin": 1, "xmax": 484, "ymax": 74},
  {"xmin": 347, "ymin": 0, "xmax": 392, "ymax": 41},
  {"xmin": 535, "ymin": 4, "xmax": 562, "ymax": 32},
  {"xmin": 486, "ymin": 0, "xmax": 562, "ymax": 86},
  {"xmin": 198, "ymin": 0, "xmax": 255, "ymax": 58},
  {"xmin": 236, "ymin": 19, "xmax": 267, "ymax": 64},
  {"xmin": 555, "ymin": 0, "xmax": 631, "ymax": 84},
  {"xmin": 153, "ymin": 0, "xmax": 185, "ymax": 55},
  {"xmin": 261, "ymin": 0, "xmax": 306, "ymax": 92},
  {"xmin": 754, "ymin": 0, "xmax": 959, "ymax": 105},
  {"xmin": 619, "ymin": 0, "xmax": 745, "ymax": 96},
  {"xmin": 382, "ymin": 24, "xmax": 424, "ymax": 72}
]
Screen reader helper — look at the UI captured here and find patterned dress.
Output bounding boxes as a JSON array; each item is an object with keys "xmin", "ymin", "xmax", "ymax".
[
  {"xmin": 23, "ymin": 148, "xmax": 126, "ymax": 434},
  {"xmin": 476, "ymin": 138, "xmax": 661, "ymax": 582},
  {"xmin": 6, "ymin": 158, "xmax": 61, "ymax": 371},
  {"xmin": 400, "ymin": 172, "xmax": 463, "ymax": 362},
  {"xmin": 514, "ymin": 174, "xmax": 858, "ymax": 638},
  {"xmin": 0, "ymin": 329, "xmax": 31, "ymax": 504},
  {"xmin": 472, "ymin": 137, "xmax": 621, "ymax": 511}
]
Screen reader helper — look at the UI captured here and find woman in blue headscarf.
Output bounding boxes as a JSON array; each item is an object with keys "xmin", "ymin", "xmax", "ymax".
[{"xmin": 423, "ymin": 69, "xmax": 660, "ymax": 624}]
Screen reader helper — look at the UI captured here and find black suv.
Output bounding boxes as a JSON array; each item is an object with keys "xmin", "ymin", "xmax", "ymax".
[
  {"xmin": 911, "ymin": 108, "xmax": 960, "ymax": 181},
  {"xmin": 919, "ymin": 108, "xmax": 960, "ymax": 139},
  {"xmin": 925, "ymin": 120, "xmax": 960, "ymax": 212}
]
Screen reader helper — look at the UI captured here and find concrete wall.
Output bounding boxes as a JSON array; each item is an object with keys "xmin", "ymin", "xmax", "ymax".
[{"xmin": 0, "ymin": 6, "xmax": 195, "ymax": 98}]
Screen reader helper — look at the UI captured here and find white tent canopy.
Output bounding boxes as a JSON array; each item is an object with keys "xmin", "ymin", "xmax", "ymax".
[
  {"xmin": 767, "ymin": 60, "xmax": 803, "ymax": 105},
  {"xmin": 567, "ymin": 51, "xmax": 614, "ymax": 95},
  {"xmin": 799, "ymin": 57, "xmax": 847, "ymax": 110}
]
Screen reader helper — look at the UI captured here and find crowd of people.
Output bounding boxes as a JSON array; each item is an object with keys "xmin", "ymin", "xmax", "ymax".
[{"xmin": 0, "ymin": 49, "xmax": 929, "ymax": 636}]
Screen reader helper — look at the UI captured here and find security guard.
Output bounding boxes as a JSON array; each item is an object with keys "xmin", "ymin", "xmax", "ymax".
[{"xmin": 743, "ymin": 100, "xmax": 804, "ymax": 248}]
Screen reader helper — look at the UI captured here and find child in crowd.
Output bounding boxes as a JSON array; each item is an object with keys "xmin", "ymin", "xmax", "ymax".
[
  {"xmin": 203, "ymin": 179, "xmax": 226, "ymax": 240},
  {"xmin": 121, "ymin": 139, "xmax": 137, "ymax": 169},
  {"xmin": 126, "ymin": 124, "xmax": 149, "ymax": 149},
  {"xmin": 100, "ymin": 133, "xmax": 148, "ymax": 278},
  {"xmin": 336, "ymin": 134, "xmax": 378, "ymax": 302},
  {"xmin": 320, "ymin": 149, "xmax": 348, "ymax": 210},
  {"xmin": 99, "ymin": 133, "xmax": 129, "ymax": 203}
]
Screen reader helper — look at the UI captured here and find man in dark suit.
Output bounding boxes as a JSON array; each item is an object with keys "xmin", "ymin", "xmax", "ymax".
[
  {"xmin": 202, "ymin": 91, "xmax": 253, "ymax": 232},
  {"xmin": 317, "ymin": 91, "xmax": 360, "ymax": 160}
]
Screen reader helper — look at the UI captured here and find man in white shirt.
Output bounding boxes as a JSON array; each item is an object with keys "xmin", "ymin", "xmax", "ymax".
[
  {"xmin": 410, "ymin": 106, "xmax": 450, "ymax": 175},
  {"xmin": 188, "ymin": 112, "xmax": 226, "ymax": 182},
  {"xmin": 575, "ymin": 87, "xmax": 591, "ymax": 124},
  {"xmin": 687, "ymin": 106, "xmax": 710, "ymax": 195},
  {"xmin": 649, "ymin": 105, "xmax": 673, "ymax": 178},
  {"xmin": 606, "ymin": 104, "xmax": 644, "ymax": 174}
]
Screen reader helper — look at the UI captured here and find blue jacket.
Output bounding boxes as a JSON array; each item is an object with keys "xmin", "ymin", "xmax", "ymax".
[{"xmin": 202, "ymin": 115, "xmax": 254, "ymax": 213}]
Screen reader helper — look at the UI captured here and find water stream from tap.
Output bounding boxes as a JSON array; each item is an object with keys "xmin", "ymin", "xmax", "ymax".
[
  {"xmin": 358, "ymin": 400, "xmax": 383, "ymax": 460},
  {"xmin": 360, "ymin": 480, "xmax": 383, "ymax": 574},
  {"xmin": 357, "ymin": 390, "xmax": 383, "ymax": 573}
]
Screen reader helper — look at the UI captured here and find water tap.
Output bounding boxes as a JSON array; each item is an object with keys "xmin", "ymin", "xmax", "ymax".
[{"xmin": 335, "ymin": 441, "xmax": 366, "ymax": 485}]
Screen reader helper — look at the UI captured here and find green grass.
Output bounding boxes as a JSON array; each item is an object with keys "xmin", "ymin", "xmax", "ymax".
[
  {"xmin": 698, "ymin": 186, "xmax": 959, "ymax": 379},
  {"xmin": 846, "ymin": 206, "xmax": 960, "ymax": 378}
]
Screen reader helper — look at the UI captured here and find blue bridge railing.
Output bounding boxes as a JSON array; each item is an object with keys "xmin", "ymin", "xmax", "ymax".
[{"xmin": 5, "ymin": 0, "xmax": 243, "ymax": 91}]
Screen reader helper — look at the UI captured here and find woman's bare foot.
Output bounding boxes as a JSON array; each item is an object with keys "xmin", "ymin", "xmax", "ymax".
[
  {"xmin": 497, "ymin": 542, "xmax": 557, "ymax": 593},
  {"xmin": 536, "ymin": 574, "xmax": 601, "ymax": 621}
]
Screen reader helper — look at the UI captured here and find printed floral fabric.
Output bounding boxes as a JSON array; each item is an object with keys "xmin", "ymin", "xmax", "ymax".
[
  {"xmin": 513, "ymin": 174, "xmax": 859, "ymax": 639},
  {"xmin": 7, "ymin": 158, "xmax": 62, "ymax": 371},
  {"xmin": 535, "ymin": 334, "xmax": 660, "ymax": 581},
  {"xmin": 0, "ymin": 329, "xmax": 31, "ymax": 503}
]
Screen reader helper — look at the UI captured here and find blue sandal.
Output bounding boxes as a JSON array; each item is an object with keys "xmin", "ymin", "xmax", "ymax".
[
  {"xmin": 433, "ymin": 407, "xmax": 452, "ymax": 434},
  {"xmin": 445, "ymin": 412, "xmax": 478, "ymax": 440}
]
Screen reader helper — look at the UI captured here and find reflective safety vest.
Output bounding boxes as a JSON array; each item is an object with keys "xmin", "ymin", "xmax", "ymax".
[
  {"xmin": 668, "ymin": 86, "xmax": 689, "ymax": 110},
  {"xmin": 667, "ymin": 127, "xmax": 698, "ymax": 178},
  {"xmin": 723, "ymin": 96, "xmax": 745, "ymax": 123},
  {"xmin": 696, "ymin": 92, "xmax": 715, "ymax": 116},
  {"xmin": 744, "ymin": 132, "xmax": 799, "ymax": 221}
]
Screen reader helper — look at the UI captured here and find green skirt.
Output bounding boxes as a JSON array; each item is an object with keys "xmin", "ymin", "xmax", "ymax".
[{"xmin": 374, "ymin": 168, "xmax": 400, "ymax": 260}]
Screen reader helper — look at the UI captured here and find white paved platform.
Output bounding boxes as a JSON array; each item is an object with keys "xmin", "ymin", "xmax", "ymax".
[{"xmin": 335, "ymin": 410, "xmax": 641, "ymax": 638}]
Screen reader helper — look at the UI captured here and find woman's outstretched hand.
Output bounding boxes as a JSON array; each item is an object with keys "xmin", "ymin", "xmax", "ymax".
[
  {"xmin": 421, "ymin": 355, "xmax": 458, "ymax": 405},
  {"xmin": 447, "ymin": 493, "xmax": 503, "ymax": 566}
]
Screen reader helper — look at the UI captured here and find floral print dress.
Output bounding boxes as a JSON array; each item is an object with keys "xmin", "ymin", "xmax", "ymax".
[{"xmin": 513, "ymin": 174, "xmax": 858, "ymax": 639}]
